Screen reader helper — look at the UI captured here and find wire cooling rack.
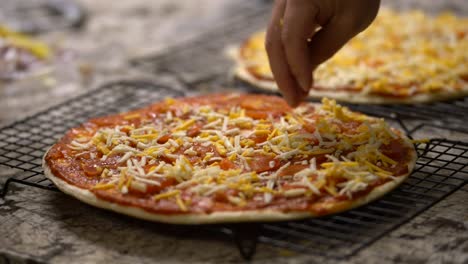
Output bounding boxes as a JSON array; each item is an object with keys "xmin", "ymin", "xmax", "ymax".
[
  {"xmin": 0, "ymin": 81, "xmax": 185, "ymax": 196},
  {"xmin": 1, "ymin": 1, "xmax": 468, "ymax": 259},
  {"xmin": 127, "ymin": 0, "xmax": 468, "ymax": 256},
  {"xmin": 0, "ymin": 81, "xmax": 467, "ymax": 260}
]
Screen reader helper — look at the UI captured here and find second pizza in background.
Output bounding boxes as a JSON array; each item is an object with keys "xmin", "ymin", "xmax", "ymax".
[{"xmin": 228, "ymin": 9, "xmax": 468, "ymax": 104}]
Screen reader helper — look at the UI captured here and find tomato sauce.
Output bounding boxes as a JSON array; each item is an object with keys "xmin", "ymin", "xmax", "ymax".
[{"xmin": 45, "ymin": 93, "xmax": 414, "ymax": 215}]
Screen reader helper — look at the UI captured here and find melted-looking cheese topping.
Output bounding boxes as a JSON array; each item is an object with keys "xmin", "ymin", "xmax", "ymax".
[
  {"xmin": 70, "ymin": 97, "xmax": 409, "ymax": 211},
  {"xmin": 240, "ymin": 9, "xmax": 468, "ymax": 96}
]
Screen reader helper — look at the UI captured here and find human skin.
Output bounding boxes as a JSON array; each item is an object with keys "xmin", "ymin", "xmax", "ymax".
[{"xmin": 265, "ymin": 0, "xmax": 381, "ymax": 106}]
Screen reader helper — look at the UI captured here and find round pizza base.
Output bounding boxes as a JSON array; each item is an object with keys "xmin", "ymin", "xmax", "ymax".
[
  {"xmin": 42, "ymin": 142, "xmax": 416, "ymax": 225},
  {"xmin": 229, "ymin": 47, "xmax": 468, "ymax": 105}
]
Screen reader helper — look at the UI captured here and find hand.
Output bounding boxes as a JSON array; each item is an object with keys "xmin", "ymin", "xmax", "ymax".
[{"xmin": 265, "ymin": 0, "xmax": 380, "ymax": 106}]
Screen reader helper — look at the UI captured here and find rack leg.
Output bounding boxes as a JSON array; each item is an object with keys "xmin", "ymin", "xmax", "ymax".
[
  {"xmin": 0, "ymin": 178, "xmax": 59, "ymax": 198},
  {"xmin": 231, "ymin": 223, "xmax": 261, "ymax": 260},
  {"xmin": 0, "ymin": 178, "xmax": 19, "ymax": 198}
]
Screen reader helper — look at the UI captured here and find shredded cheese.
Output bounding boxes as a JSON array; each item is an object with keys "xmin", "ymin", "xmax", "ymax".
[
  {"xmin": 76, "ymin": 96, "xmax": 410, "ymax": 212},
  {"xmin": 239, "ymin": 9, "xmax": 468, "ymax": 98}
]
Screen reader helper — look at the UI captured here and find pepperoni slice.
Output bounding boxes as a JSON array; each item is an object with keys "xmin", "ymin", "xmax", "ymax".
[
  {"xmin": 157, "ymin": 134, "xmax": 171, "ymax": 144},
  {"xmin": 278, "ymin": 164, "xmax": 308, "ymax": 177},
  {"xmin": 241, "ymin": 96, "xmax": 290, "ymax": 118},
  {"xmin": 80, "ymin": 162, "xmax": 102, "ymax": 177},
  {"xmin": 187, "ymin": 122, "xmax": 203, "ymax": 137},
  {"xmin": 220, "ymin": 158, "xmax": 237, "ymax": 170},
  {"xmin": 248, "ymin": 155, "xmax": 279, "ymax": 173},
  {"xmin": 249, "ymin": 132, "xmax": 268, "ymax": 144}
]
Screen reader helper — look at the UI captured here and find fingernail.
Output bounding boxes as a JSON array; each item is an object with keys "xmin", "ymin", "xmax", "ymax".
[
  {"xmin": 299, "ymin": 66, "xmax": 317, "ymax": 95},
  {"xmin": 299, "ymin": 78, "xmax": 309, "ymax": 93}
]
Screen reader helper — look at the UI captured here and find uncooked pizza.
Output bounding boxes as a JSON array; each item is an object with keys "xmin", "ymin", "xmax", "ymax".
[
  {"xmin": 0, "ymin": 26, "xmax": 51, "ymax": 81},
  {"xmin": 229, "ymin": 9, "xmax": 468, "ymax": 104},
  {"xmin": 43, "ymin": 93, "xmax": 417, "ymax": 224}
]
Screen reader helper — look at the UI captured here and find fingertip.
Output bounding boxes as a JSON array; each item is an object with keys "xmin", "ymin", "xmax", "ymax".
[
  {"xmin": 298, "ymin": 70, "xmax": 314, "ymax": 95},
  {"xmin": 281, "ymin": 89, "xmax": 297, "ymax": 107},
  {"xmin": 281, "ymin": 86, "xmax": 305, "ymax": 107},
  {"xmin": 281, "ymin": 0, "xmax": 316, "ymax": 95},
  {"xmin": 287, "ymin": 97, "xmax": 300, "ymax": 107}
]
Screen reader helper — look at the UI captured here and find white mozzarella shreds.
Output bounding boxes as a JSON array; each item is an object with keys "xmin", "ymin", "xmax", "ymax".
[{"xmin": 71, "ymin": 97, "xmax": 410, "ymax": 205}]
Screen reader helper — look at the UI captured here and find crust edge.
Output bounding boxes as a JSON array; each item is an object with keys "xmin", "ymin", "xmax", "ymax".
[
  {"xmin": 228, "ymin": 46, "xmax": 468, "ymax": 104},
  {"xmin": 42, "ymin": 139, "xmax": 415, "ymax": 225}
]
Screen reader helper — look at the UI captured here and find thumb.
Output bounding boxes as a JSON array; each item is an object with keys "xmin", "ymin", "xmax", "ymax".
[{"xmin": 307, "ymin": 18, "xmax": 357, "ymax": 67}]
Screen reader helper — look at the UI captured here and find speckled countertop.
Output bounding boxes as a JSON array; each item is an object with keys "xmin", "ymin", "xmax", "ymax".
[{"xmin": 0, "ymin": 0, "xmax": 467, "ymax": 263}]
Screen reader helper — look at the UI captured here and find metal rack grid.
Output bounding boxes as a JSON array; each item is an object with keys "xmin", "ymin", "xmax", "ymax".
[
  {"xmin": 0, "ymin": 81, "xmax": 467, "ymax": 260},
  {"xmin": 0, "ymin": 81, "xmax": 185, "ymax": 196}
]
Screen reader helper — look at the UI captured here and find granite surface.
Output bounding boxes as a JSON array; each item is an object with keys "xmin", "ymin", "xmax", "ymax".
[{"xmin": 1, "ymin": 0, "xmax": 467, "ymax": 263}]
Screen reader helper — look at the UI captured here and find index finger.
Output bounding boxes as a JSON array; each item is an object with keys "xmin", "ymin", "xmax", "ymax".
[
  {"xmin": 265, "ymin": 0, "xmax": 304, "ymax": 106},
  {"xmin": 282, "ymin": 0, "xmax": 319, "ymax": 92}
]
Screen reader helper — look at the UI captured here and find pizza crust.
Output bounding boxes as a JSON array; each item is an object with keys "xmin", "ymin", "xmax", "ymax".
[
  {"xmin": 42, "ymin": 137, "xmax": 416, "ymax": 224},
  {"xmin": 228, "ymin": 46, "xmax": 468, "ymax": 105}
]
